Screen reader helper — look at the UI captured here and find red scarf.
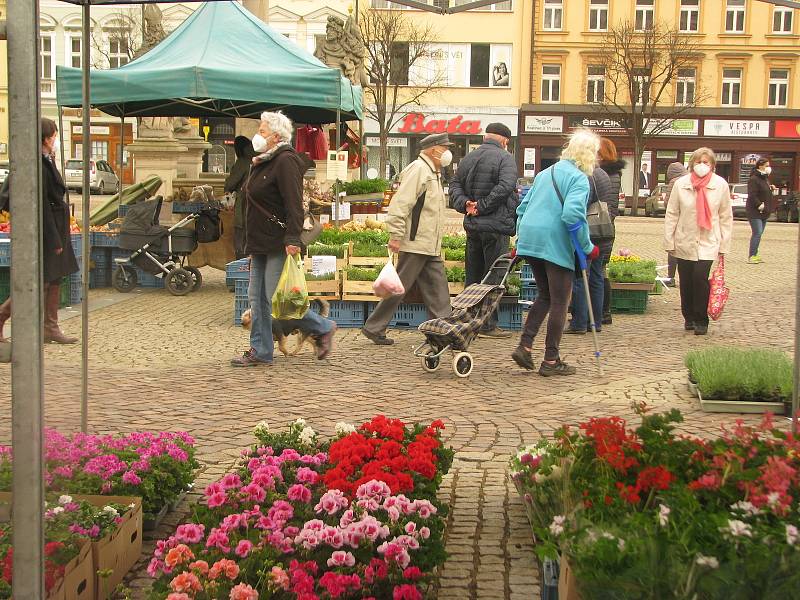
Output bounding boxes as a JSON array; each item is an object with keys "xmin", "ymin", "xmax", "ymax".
[{"xmin": 690, "ymin": 170, "xmax": 713, "ymax": 231}]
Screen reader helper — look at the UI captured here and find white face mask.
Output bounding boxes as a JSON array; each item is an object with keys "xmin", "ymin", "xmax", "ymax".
[
  {"xmin": 438, "ymin": 149, "xmax": 453, "ymax": 168},
  {"xmin": 693, "ymin": 163, "xmax": 711, "ymax": 178},
  {"xmin": 763, "ymin": 166, "xmax": 772, "ymax": 176},
  {"xmin": 52, "ymin": 136, "xmax": 61, "ymax": 157},
  {"xmin": 252, "ymin": 133, "xmax": 268, "ymax": 154}
]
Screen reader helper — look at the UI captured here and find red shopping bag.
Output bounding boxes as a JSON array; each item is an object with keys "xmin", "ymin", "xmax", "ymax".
[{"xmin": 707, "ymin": 256, "xmax": 729, "ymax": 321}]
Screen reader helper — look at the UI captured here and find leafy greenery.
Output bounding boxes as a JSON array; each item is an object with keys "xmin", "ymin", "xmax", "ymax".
[
  {"xmin": 342, "ymin": 178, "xmax": 390, "ymax": 195},
  {"xmin": 345, "ymin": 266, "xmax": 380, "ymax": 281},
  {"xmin": 684, "ymin": 347, "xmax": 792, "ymax": 401},
  {"xmin": 505, "ymin": 274, "xmax": 521, "ymax": 296},
  {"xmin": 305, "ymin": 272, "xmax": 336, "ymax": 281},
  {"xmin": 306, "ymin": 243, "xmax": 347, "ymax": 258},
  {"xmin": 607, "ymin": 259, "xmax": 657, "ymax": 284},
  {"xmin": 318, "ymin": 229, "xmax": 390, "ymax": 246},
  {"xmin": 445, "ymin": 267, "xmax": 466, "ymax": 283},
  {"xmin": 352, "ymin": 242, "xmax": 389, "ymax": 257},
  {"xmin": 443, "ymin": 247, "xmax": 466, "ymax": 261},
  {"xmin": 442, "ymin": 234, "xmax": 467, "ymax": 249}
]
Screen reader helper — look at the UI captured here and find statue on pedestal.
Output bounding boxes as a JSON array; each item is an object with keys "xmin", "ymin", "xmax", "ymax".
[{"xmin": 314, "ymin": 15, "xmax": 369, "ymax": 87}]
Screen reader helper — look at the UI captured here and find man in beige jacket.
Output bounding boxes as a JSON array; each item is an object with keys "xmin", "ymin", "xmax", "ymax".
[{"xmin": 361, "ymin": 133, "xmax": 454, "ymax": 345}]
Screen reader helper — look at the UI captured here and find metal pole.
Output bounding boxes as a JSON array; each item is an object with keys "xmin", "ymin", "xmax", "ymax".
[
  {"xmin": 80, "ymin": 1, "xmax": 90, "ymax": 433},
  {"xmin": 793, "ymin": 218, "xmax": 799, "ymax": 433},
  {"xmin": 57, "ymin": 106, "xmax": 66, "ymax": 181},
  {"xmin": 8, "ymin": 0, "xmax": 46, "ymax": 595},
  {"xmin": 119, "ymin": 113, "xmax": 125, "ymax": 192},
  {"xmin": 335, "ymin": 107, "xmax": 341, "ymax": 227}
]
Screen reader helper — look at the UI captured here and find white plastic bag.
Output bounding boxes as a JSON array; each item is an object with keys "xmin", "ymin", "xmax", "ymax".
[{"xmin": 372, "ymin": 252, "xmax": 405, "ymax": 299}]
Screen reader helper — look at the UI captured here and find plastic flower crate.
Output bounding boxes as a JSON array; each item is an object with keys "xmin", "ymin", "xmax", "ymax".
[
  {"xmin": 70, "ymin": 272, "xmax": 82, "ymax": 305},
  {"xmin": 610, "ymin": 288, "xmax": 649, "ymax": 314},
  {"xmin": 498, "ymin": 299, "xmax": 523, "ymax": 331},
  {"xmin": 226, "ymin": 258, "xmax": 250, "ymax": 291},
  {"xmin": 520, "ymin": 262, "xmax": 534, "ymax": 282},
  {"xmin": 71, "ymin": 233, "xmax": 83, "ymax": 258},
  {"xmin": 520, "ymin": 282, "xmax": 538, "ymax": 302},
  {"xmin": 233, "ymin": 278, "xmax": 249, "ymax": 326},
  {"xmin": 326, "ymin": 300, "xmax": 366, "ymax": 328},
  {"xmin": 91, "ymin": 231, "xmax": 121, "ymax": 247},
  {"xmin": 387, "ymin": 303, "xmax": 428, "ymax": 329}
]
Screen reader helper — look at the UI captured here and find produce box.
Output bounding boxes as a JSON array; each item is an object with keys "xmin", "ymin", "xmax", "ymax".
[
  {"xmin": 322, "ymin": 300, "xmax": 365, "ymax": 328},
  {"xmin": 90, "ymin": 231, "xmax": 120, "ymax": 248},
  {"xmin": 48, "ymin": 540, "xmax": 94, "ymax": 600},
  {"xmin": 558, "ymin": 555, "xmax": 580, "ymax": 600},
  {"xmin": 234, "ymin": 279, "xmax": 249, "ymax": 326},
  {"xmin": 520, "ymin": 282, "xmax": 538, "ymax": 303},
  {"xmin": 305, "ymin": 269, "xmax": 340, "ymax": 300},
  {"xmin": 341, "ymin": 269, "xmax": 378, "ymax": 302},
  {"xmin": 448, "ymin": 282, "xmax": 465, "ymax": 295},
  {"xmin": 70, "ymin": 273, "xmax": 83, "ymax": 305},
  {"xmin": 347, "ymin": 241, "xmax": 389, "ymax": 268},
  {"xmin": 498, "ymin": 298, "xmax": 524, "ymax": 331},
  {"xmin": 225, "ymin": 258, "xmax": 250, "ymax": 291},
  {"xmin": 610, "ymin": 283, "xmax": 649, "ymax": 314}
]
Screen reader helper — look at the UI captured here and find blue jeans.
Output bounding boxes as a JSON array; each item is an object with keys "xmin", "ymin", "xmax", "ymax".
[
  {"xmin": 569, "ymin": 258, "xmax": 604, "ymax": 331},
  {"xmin": 748, "ymin": 218, "xmax": 767, "ymax": 258},
  {"xmin": 248, "ymin": 252, "xmax": 333, "ymax": 362}
]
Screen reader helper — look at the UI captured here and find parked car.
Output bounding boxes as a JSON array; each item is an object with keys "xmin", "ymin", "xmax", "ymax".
[
  {"xmin": 65, "ymin": 159, "xmax": 120, "ymax": 194},
  {"xmin": 728, "ymin": 183, "xmax": 748, "ymax": 219},
  {"xmin": 0, "ymin": 161, "xmax": 8, "ymax": 185},
  {"xmin": 776, "ymin": 192, "xmax": 799, "ymax": 223},
  {"xmin": 644, "ymin": 184, "xmax": 669, "ymax": 217}
]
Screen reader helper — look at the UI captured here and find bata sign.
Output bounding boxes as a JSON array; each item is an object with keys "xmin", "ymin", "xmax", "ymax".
[{"xmin": 396, "ymin": 113, "xmax": 483, "ymax": 135}]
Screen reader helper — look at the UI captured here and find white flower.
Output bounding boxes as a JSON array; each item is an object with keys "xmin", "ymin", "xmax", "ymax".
[
  {"xmin": 617, "ymin": 538, "xmax": 626, "ymax": 551},
  {"xmin": 549, "ymin": 515, "xmax": 566, "ymax": 537},
  {"xmin": 102, "ymin": 506, "xmax": 119, "ymax": 518},
  {"xmin": 128, "ymin": 503, "xmax": 136, "ymax": 509},
  {"xmin": 730, "ymin": 501, "xmax": 760, "ymax": 517},
  {"xmin": 294, "ymin": 418, "xmax": 307, "ymax": 428},
  {"xmin": 767, "ymin": 492, "xmax": 781, "ymax": 508},
  {"xmin": 58, "ymin": 495, "xmax": 72, "ymax": 505},
  {"xmin": 51, "ymin": 506, "xmax": 65, "ymax": 515},
  {"xmin": 253, "ymin": 420, "xmax": 270, "ymax": 436},
  {"xmin": 726, "ymin": 519, "xmax": 753, "ymax": 538},
  {"xmin": 787, "ymin": 524, "xmax": 799, "ymax": 546},
  {"xmin": 658, "ymin": 504, "xmax": 670, "ymax": 527},
  {"xmin": 299, "ymin": 426, "xmax": 316, "ymax": 445},
  {"xmin": 696, "ymin": 555, "xmax": 719, "ymax": 569},
  {"xmin": 335, "ymin": 422, "xmax": 356, "ymax": 436}
]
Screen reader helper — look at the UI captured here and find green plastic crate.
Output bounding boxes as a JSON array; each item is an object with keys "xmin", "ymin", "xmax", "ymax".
[
  {"xmin": 610, "ymin": 288, "xmax": 648, "ymax": 314},
  {"xmin": 60, "ymin": 277, "xmax": 70, "ymax": 308},
  {"xmin": 0, "ymin": 268, "xmax": 8, "ymax": 303}
]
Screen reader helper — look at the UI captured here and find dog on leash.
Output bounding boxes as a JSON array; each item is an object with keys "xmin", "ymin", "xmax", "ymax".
[{"xmin": 240, "ymin": 299, "xmax": 330, "ymax": 357}]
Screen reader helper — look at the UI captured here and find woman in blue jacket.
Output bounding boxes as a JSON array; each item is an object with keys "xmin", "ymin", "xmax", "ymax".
[{"xmin": 512, "ymin": 129, "xmax": 599, "ymax": 376}]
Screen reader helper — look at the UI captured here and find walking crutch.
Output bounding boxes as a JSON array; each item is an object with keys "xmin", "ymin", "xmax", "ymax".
[{"xmin": 568, "ymin": 224, "xmax": 604, "ymax": 376}]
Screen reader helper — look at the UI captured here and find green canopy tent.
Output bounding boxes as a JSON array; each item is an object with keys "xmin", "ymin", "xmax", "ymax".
[{"xmin": 55, "ymin": 0, "xmax": 363, "ymax": 123}]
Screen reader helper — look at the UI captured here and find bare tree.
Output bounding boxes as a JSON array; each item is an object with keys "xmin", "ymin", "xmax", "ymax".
[
  {"xmin": 360, "ymin": 9, "xmax": 444, "ymax": 178},
  {"xmin": 593, "ymin": 20, "xmax": 708, "ymax": 214},
  {"xmin": 90, "ymin": 9, "xmax": 141, "ymax": 69}
]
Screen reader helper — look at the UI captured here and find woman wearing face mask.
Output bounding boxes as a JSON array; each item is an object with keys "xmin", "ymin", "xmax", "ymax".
[
  {"xmin": 0, "ymin": 118, "xmax": 80, "ymax": 343},
  {"xmin": 746, "ymin": 158, "xmax": 774, "ymax": 264},
  {"xmin": 664, "ymin": 147, "xmax": 733, "ymax": 336},
  {"xmin": 230, "ymin": 111, "xmax": 336, "ymax": 366}
]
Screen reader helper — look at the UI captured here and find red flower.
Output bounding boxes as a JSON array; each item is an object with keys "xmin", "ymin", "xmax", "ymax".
[
  {"xmin": 615, "ymin": 481, "xmax": 641, "ymax": 504},
  {"xmin": 636, "ymin": 466, "xmax": 674, "ymax": 492}
]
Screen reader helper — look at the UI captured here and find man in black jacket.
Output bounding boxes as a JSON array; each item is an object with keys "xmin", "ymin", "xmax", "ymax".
[{"xmin": 450, "ymin": 122, "xmax": 519, "ymax": 337}]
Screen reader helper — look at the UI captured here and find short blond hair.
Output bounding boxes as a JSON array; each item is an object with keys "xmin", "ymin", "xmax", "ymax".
[
  {"xmin": 561, "ymin": 128, "xmax": 600, "ymax": 175},
  {"xmin": 688, "ymin": 147, "xmax": 716, "ymax": 170}
]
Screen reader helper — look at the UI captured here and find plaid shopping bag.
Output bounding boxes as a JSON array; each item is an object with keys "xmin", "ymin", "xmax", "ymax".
[{"xmin": 707, "ymin": 255, "xmax": 729, "ymax": 321}]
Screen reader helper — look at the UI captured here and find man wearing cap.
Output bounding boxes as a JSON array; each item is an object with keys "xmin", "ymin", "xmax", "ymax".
[
  {"xmin": 449, "ymin": 122, "xmax": 519, "ymax": 338},
  {"xmin": 361, "ymin": 133, "xmax": 453, "ymax": 345}
]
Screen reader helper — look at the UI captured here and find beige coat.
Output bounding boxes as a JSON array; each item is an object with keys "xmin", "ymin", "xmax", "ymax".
[
  {"xmin": 386, "ymin": 154, "xmax": 446, "ymax": 256},
  {"xmin": 664, "ymin": 173, "xmax": 733, "ymax": 261}
]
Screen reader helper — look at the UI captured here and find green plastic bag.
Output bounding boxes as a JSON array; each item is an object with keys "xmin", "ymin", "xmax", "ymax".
[{"xmin": 271, "ymin": 254, "xmax": 309, "ymax": 319}]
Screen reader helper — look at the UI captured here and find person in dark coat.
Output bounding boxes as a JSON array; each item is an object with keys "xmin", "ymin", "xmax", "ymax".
[
  {"xmin": 0, "ymin": 118, "xmax": 80, "ymax": 343},
  {"xmin": 224, "ymin": 136, "xmax": 255, "ymax": 259},
  {"xmin": 663, "ymin": 162, "xmax": 689, "ymax": 285},
  {"xmin": 746, "ymin": 157, "xmax": 774, "ymax": 264},
  {"xmin": 230, "ymin": 111, "xmax": 335, "ymax": 367},
  {"xmin": 449, "ymin": 122, "xmax": 519, "ymax": 337},
  {"xmin": 597, "ymin": 138, "xmax": 624, "ymax": 324}
]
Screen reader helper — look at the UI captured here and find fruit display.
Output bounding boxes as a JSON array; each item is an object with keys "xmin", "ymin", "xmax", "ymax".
[
  {"xmin": 339, "ymin": 217, "xmax": 386, "ymax": 232},
  {"xmin": 0, "ymin": 212, "xmax": 81, "ymax": 234}
]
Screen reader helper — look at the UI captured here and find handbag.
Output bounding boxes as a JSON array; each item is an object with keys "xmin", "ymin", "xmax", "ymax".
[
  {"xmin": 707, "ymin": 255, "xmax": 730, "ymax": 321},
  {"xmin": 586, "ymin": 177, "xmax": 615, "ymax": 243}
]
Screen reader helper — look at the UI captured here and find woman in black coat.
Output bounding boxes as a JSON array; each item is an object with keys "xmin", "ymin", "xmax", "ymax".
[
  {"xmin": 0, "ymin": 117, "xmax": 80, "ymax": 343},
  {"xmin": 597, "ymin": 138, "xmax": 625, "ymax": 324},
  {"xmin": 746, "ymin": 158, "xmax": 774, "ymax": 263},
  {"xmin": 224, "ymin": 136, "xmax": 255, "ymax": 259}
]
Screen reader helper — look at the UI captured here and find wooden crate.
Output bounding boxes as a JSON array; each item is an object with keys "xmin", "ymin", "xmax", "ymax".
[
  {"xmin": 342, "ymin": 270, "xmax": 378, "ymax": 302},
  {"xmin": 347, "ymin": 241, "xmax": 391, "ymax": 267},
  {"xmin": 448, "ymin": 282, "xmax": 465, "ymax": 295},
  {"xmin": 304, "ymin": 245, "xmax": 348, "ymax": 271},
  {"xmin": 305, "ymin": 269, "xmax": 341, "ymax": 300},
  {"xmin": 443, "ymin": 260, "xmax": 466, "ymax": 269}
]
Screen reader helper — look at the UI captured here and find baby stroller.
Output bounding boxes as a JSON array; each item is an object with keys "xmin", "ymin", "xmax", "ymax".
[
  {"xmin": 413, "ymin": 253, "xmax": 521, "ymax": 378},
  {"xmin": 112, "ymin": 196, "xmax": 221, "ymax": 296}
]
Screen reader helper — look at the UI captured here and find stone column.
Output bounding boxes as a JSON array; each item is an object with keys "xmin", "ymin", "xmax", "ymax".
[
  {"xmin": 126, "ymin": 137, "xmax": 187, "ymax": 198},
  {"xmin": 174, "ymin": 130, "xmax": 211, "ymax": 179}
]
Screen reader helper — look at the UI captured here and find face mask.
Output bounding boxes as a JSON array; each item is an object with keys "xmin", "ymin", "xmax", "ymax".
[
  {"xmin": 252, "ymin": 133, "xmax": 268, "ymax": 154},
  {"xmin": 52, "ymin": 136, "xmax": 61, "ymax": 156},
  {"xmin": 763, "ymin": 166, "xmax": 772, "ymax": 176},
  {"xmin": 693, "ymin": 163, "xmax": 711, "ymax": 178},
  {"xmin": 438, "ymin": 149, "xmax": 453, "ymax": 167}
]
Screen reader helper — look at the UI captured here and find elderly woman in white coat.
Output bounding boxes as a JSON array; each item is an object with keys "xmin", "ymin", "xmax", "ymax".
[{"xmin": 664, "ymin": 147, "xmax": 733, "ymax": 336}]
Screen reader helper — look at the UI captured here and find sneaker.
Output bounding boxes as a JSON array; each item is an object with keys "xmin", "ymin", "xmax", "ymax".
[
  {"xmin": 563, "ymin": 327, "xmax": 585, "ymax": 335},
  {"xmin": 601, "ymin": 314, "xmax": 613, "ymax": 325},
  {"xmin": 478, "ymin": 328, "xmax": 512, "ymax": 339},
  {"xmin": 231, "ymin": 348, "xmax": 272, "ymax": 367},
  {"xmin": 684, "ymin": 321, "xmax": 695, "ymax": 331},
  {"xmin": 361, "ymin": 327, "xmax": 394, "ymax": 345},
  {"xmin": 538, "ymin": 359, "xmax": 576, "ymax": 377},
  {"xmin": 315, "ymin": 324, "xmax": 337, "ymax": 360},
  {"xmin": 748, "ymin": 255, "xmax": 762, "ymax": 264},
  {"xmin": 694, "ymin": 324, "xmax": 708, "ymax": 336},
  {"xmin": 511, "ymin": 346, "xmax": 535, "ymax": 370}
]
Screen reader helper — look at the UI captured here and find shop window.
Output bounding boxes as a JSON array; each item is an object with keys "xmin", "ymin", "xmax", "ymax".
[
  {"xmin": 679, "ymin": 0, "xmax": 700, "ymax": 33},
  {"xmin": 543, "ymin": 0, "xmax": 563, "ymax": 31},
  {"xmin": 632, "ymin": 68, "xmax": 650, "ymax": 105},
  {"xmin": 768, "ymin": 69, "xmax": 789, "ymax": 107},
  {"xmin": 676, "ymin": 68, "xmax": 696, "ymax": 105},
  {"xmin": 725, "ymin": 0, "xmax": 745, "ymax": 33},
  {"xmin": 586, "ymin": 65, "xmax": 605, "ymax": 103},
  {"xmin": 635, "ymin": 0, "xmax": 654, "ymax": 31},
  {"xmin": 721, "ymin": 68, "xmax": 741, "ymax": 106},
  {"xmin": 589, "ymin": 0, "xmax": 608, "ymax": 31},
  {"xmin": 773, "ymin": 8, "xmax": 793, "ymax": 33},
  {"xmin": 541, "ymin": 64, "xmax": 561, "ymax": 103}
]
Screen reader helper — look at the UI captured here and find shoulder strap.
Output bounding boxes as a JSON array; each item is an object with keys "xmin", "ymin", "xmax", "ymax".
[
  {"xmin": 550, "ymin": 167, "xmax": 565, "ymax": 206},
  {"xmin": 244, "ymin": 165, "xmax": 287, "ymax": 229}
]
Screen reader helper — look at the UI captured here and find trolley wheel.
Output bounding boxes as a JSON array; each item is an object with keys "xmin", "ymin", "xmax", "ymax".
[
  {"xmin": 452, "ymin": 352, "xmax": 473, "ymax": 378},
  {"xmin": 421, "ymin": 351, "xmax": 441, "ymax": 373},
  {"xmin": 185, "ymin": 266, "xmax": 203, "ymax": 291},
  {"xmin": 165, "ymin": 267, "xmax": 193, "ymax": 296},
  {"xmin": 112, "ymin": 265, "xmax": 137, "ymax": 293}
]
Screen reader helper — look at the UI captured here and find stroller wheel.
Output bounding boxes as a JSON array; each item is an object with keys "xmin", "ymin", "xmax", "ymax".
[
  {"xmin": 112, "ymin": 265, "xmax": 137, "ymax": 293},
  {"xmin": 185, "ymin": 266, "xmax": 203, "ymax": 291},
  {"xmin": 452, "ymin": 352, "xmax": 473, "ymax": 378},
  {"xmin": 421, "ymin": 351, "xmax": 441, "ymax": 373},
  {"xmin": 165, "ymin": 267, "xmax": 193, "ymax": 296}
]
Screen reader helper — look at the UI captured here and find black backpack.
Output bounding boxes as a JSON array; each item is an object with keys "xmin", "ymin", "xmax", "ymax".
[{"xmin": 195, "ymin": 210, "xmax": 222, "ymax": 243}]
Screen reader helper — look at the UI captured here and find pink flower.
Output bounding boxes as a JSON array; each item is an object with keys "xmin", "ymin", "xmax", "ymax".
[
  {"xmin": 166, "ymin": 594, "xmax": 191, "ymax": 600},
  {"xmin": 207, "ymin": 492, "xmax": 227, "ymax": 508},
  {"xmin": 270, "ymin": 566, "xmax": 290, "ymax": 590},
  {"xmin": 235, "ymin": 539, "xmax": 254, "ymax": 558},
  {"xmin": 175, "ymin": 523, "xmax": 205, "ymax": 544},
  {"xmin": 205, "ymin": 528, "xmax": 231, "ymax": 554},
  {"xmin": 393, "ymin": 584, "xmax": 422, "ymax": 600},
  {"xmin": 295, "ymin": 466, "xmax": 320, "ymax": 485},
  {"xmin": 122, "ymin": 470, "xmax": 142, "ymax": 486},
  {"xmin": 315, "ymin": 490, "xmax": 349, "ymax": 516},
  {"xmin": 221, "ymin": 473, "xmax": 242, "ymax": 490},
  {"xmin": 241, "ymin": 482, "xmax": 267, "ymax": 503},
  {"xmin": 287, "ymin": 483, "xmax": 312, "ymax": 503},
  {"xmin": 326, "ymin": 550, "xmax": 356, "ymax": 568},
  {"xmin": 229, "ymin": 583, "xmax": 258, "ymax": 600}
]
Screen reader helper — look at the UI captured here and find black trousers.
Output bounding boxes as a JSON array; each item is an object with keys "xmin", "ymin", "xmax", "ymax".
[
  {"xmin": 466, "ymin": 231, "xmax": 510, "ymax": 330},
  {"xmin": 676, "ymin": 258, "xmax": 713, "ymax": 327},
  {"xmin": 520, "ymin": 258, "xmax": 573, "ymax": 361}
]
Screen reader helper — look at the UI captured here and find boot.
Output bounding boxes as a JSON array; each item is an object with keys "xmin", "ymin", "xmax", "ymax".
[
  {"xmin": 43, "ymin": 283, "xmax": 77, "ymax": 344},
  {"xmin": 0, "ymin": 297, "xmax": 10, "ymax": 342}
]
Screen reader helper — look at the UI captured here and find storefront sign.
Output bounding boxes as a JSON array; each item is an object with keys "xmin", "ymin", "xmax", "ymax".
[
  {"xmin": 775, "ymin": 120, "xmax": 800, "ymax": 138},
  {"xmin": 523, "ymin": 147, "xmax": 536, "ymax": 178},
  {"xmin": 72, "ymin": 126, "xmax": 111, "ymax": 136},
  {"xmin": 703, "ymin": 119, "xmax": 769, "ymax": 138},
  {"xmin": 524, "ymin": 115, "xmax": 563, "ymax": 134},
  {"xmin": 568, "ymin": 116, "xmax": 625, "ymax": 135},
  {"xmin": 715, "ymin": 152, "xmax": 732, "ymax": 162},
  {"xmin": 365, "ymin": 137, "xmax": 408, "ymax": 147},
  {"xmin": 397, "ymin": 113, "xmax": 483, "ymax": 135},
  {"xmin": 644, "ymin": 119, "xmax": 699, "ymax": 136}
]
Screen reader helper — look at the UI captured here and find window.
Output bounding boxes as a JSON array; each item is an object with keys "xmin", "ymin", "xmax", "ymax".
[
  {"xmin": 679, "ymin": 0, "xmax": 700, "ymax": 32},
  {"xmin": 452, "ymin": 0, "xmax": 512, "ymax": 9},
  {"xmin": 586, "ymin": 65, "xmax": 605, "ymax": 103},
  {"xmin": 91, "ymin": 141, "xmax": 108, "ymax": 161},
  {"xmin": 589, "ymin": 0, "xmax": 608, "ymax": 31},
  {"xmin": 635, "ymin": 0, "xmax": 654, "ymax": 31},
  {"xmin": 725, "ymin": 0, "xmax": 745, "ymax": 33},
  {"xmin": 400, "ymin": 42, "xmax": 510, "ymax": 88},
  {"xmin": 68, "ymin": 35, "xmax": 82, "ymax": 68},
  {"xmin": 543, "ymin": 0, "xmax": 563, "ymax": 31},
  {"xmin": 541, "ymin": 64, "xmax": 561, "ymax": 103},
  {"xmin": 676, "ymin": 68, "xmax": 696, "ymax": 104},
  {"xmin": 633, "ymin": 68, "xmax": 650, "ymax": 104},
  {"xmin": 721, "ymin": 68, "xmax": 741, "ymax": 106},
  {"xmin": 768, "ymin": 69, "xmax": 789, "ymax": 107},
  {"xmin": 773, "ymin": 8, "xmax": 793, "ymax": 33},
  {"xmin": 108, "ymin": 36, "xmax": 129, "ymax": 68},
  {"xmin": 40, "ymin": 34, "xmax": 54, "ymax": 79}
]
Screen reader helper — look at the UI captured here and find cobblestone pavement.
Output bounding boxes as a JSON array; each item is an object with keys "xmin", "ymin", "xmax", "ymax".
[{"xmin": 0, "ymin": 216, "xmax": 797, "ymax": 599}]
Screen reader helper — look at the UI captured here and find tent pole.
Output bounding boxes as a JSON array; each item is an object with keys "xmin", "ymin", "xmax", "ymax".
[
  {"xmin": 80, "ymin": 0, "xmax": 90, "ymax": 434},
  {"xmin": 793, "ymin": 217, "xmax": 799, "ymax": 433},
  {"xmin": 119, "ymin": 113, "xmax": 125, "ymax": 192},
  {"xmin": 58, "ymin": 106, "xmax": 67, "ymax": 182},
  {"xmin": 8, "ymin": 0, "xmax": 46, "ymax": 594}
]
